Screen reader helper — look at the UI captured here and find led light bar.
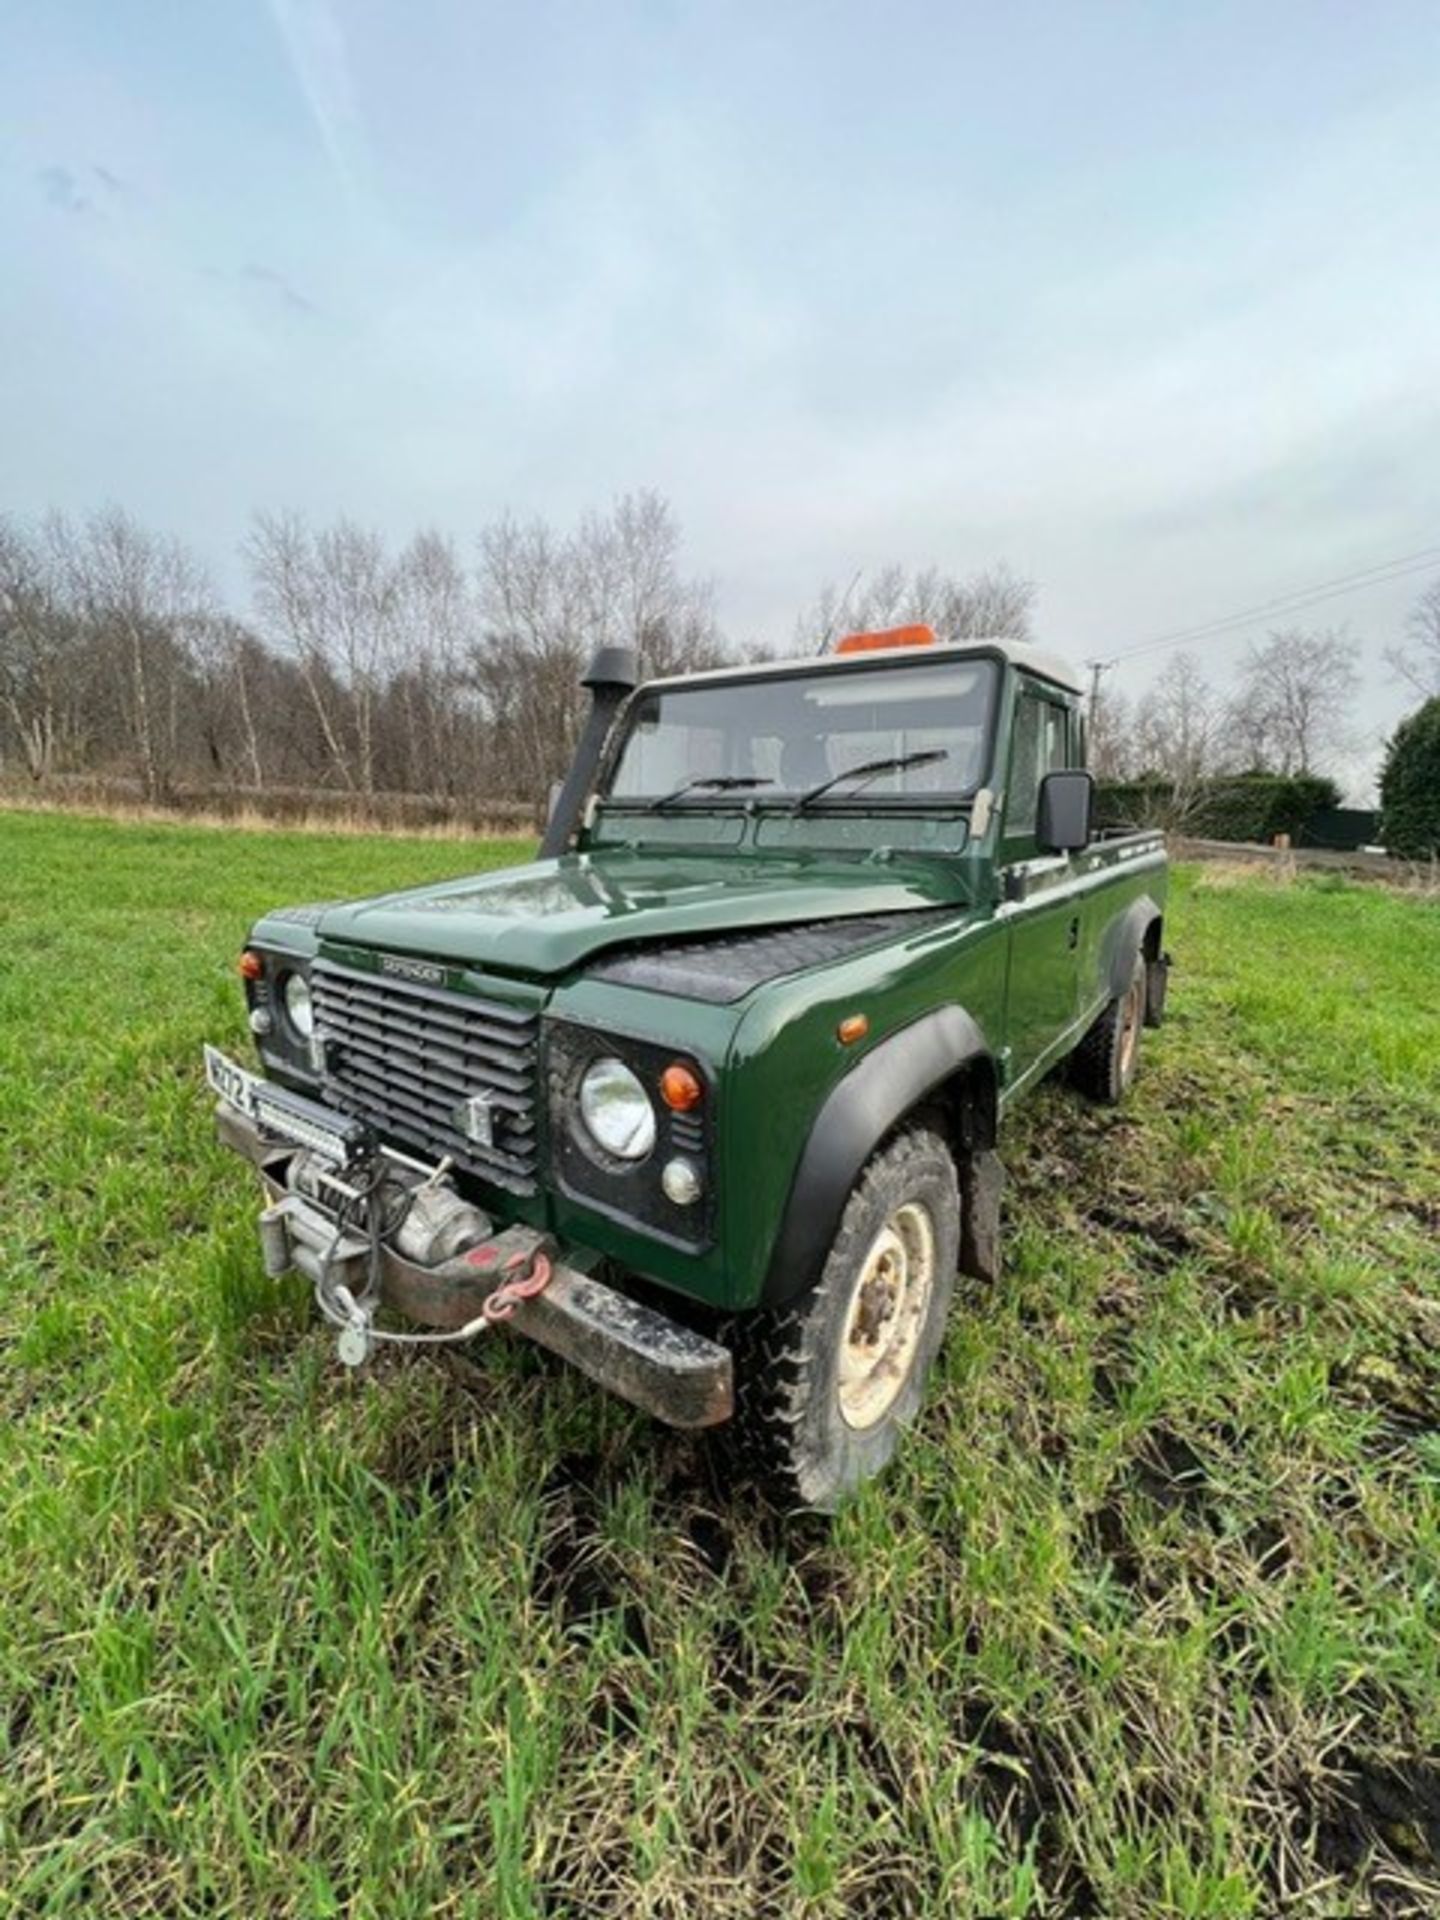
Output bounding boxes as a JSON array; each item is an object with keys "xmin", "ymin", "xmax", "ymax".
[{"xmin": 251, "ymin": 1082, "xmax": 371, "ymax": 1167}]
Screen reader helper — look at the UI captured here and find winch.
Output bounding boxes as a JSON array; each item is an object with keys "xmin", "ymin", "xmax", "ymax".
[
  {"xmin": 255, "ymin": 1147, "xmax": 532, "ymax": 1367},
  {"xmin": 389, "ymin": 1171, "xmax": 494, "ymax": 1268}
]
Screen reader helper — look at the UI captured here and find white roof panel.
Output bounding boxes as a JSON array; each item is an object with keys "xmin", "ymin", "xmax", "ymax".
[{"xmin": 641, "ymin": 636, "xmax": 1087, "ymax": 698}]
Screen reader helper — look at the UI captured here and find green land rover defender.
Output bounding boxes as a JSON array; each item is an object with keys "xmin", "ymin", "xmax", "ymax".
[{"xmin": 206, "ymin": 626, "xmax": 1170, "ymax": 1509}]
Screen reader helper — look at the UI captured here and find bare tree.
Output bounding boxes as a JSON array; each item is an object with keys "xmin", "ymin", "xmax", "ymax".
[
  {"xmin": 1234, "ymin": 626, "xmax": 1361, "ymax": 775},
  {"xmin": 929, "ymin": 563, "xmax": 1036, "ymax": 641},
  {"xmin": 469, "ymin": 493, "xmax": 723, "ymax": 802},
  {"xmin": 227, "ymin": 622, "xmax": 270, "ymax": 789},
  {"xmin": 569, "ymin": 490, "xmax": 725, "ymax": 678},
  {"xmin": 188, "ymin": 613, "xmax": 270, "ymax": 786},
  {"xmin": 388, "ymin": 530, "xmax": 479, "ymax": 795},
  {"xmin": 1385, "ymin": 578, "xmax": 1440, "ymax": 699},
  {"xmin": 1086, "ymin": 682, "xmax": 1135, "ymax": 782},
  {"xmin": 0, "ymin": 517, "xmax": 83, "ymax": 778},
  {"xmin": 56, "ymin": 507, "xmax": 213, "ymax": 799},
  {"xmin": 246, "ymin": 513, "xmax": 402, "ymax": 795},
  {"xmin": 1131, "ymin": 652, "xmax": 1227, "ymax": 818},
  {"xmin": 796, "ymin": 561, "xmax": 1035, "ymax": 653},
  {"xmin": 471, "ymin": 512, "xmax": 589, "ymax": 801}
]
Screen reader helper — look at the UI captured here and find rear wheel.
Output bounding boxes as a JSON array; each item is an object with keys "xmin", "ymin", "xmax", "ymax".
[
  {"xmin": 1072, "ymin": 950, "xmax": 1146, "ymax": 1105},
  {"xmin": 729, "ymin": 1127, "xmax": 961, "ymax": 1512}
]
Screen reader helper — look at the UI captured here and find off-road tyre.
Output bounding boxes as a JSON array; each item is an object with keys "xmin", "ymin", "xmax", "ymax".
[
  {"xmin": 1071, "ymin": 950, "xmax": 1146, "ymax": 1106},
  {"xmin": 728, "ymin": 1126, "xmax": 961, "ymax": 1513}
]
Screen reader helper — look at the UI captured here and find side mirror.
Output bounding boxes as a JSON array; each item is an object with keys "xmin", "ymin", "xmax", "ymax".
[{"xmin": 1036, "ymin": 769, "xmax": 1094, "ymax": 853}]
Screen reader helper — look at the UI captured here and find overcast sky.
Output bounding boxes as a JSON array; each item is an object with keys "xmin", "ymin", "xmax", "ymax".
[{"xmin": 4, "ymin": 2, "xmax": 1439, "ymax": 794}]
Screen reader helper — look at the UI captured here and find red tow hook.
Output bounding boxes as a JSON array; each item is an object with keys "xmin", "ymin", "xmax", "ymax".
[{"xmin": 465, "ymin": 1238, "xmax": 556, "ymax": 1323}]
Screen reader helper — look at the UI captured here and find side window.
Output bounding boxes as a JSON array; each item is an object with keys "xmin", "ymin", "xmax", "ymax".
[
  {"xmin": 1006, "ymin": 694, "xmax": 1044, "ymax": 841},
  {"xmin": 1043, "ymin": 702, "xmax": 1071, "ymax": 774},
  {"xmin": 1005, "ymin": 690, "xmax": 1071, "ymax": 845}
]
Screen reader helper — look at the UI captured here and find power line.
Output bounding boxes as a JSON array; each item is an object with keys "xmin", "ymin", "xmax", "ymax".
[
  {"xmin": 1101, "ymin": 540, "xmax": 1440, "ymax": 670},
  {"xmin": 1118, "ymin": 553, "xmax": 1440, "ymax": 662}
]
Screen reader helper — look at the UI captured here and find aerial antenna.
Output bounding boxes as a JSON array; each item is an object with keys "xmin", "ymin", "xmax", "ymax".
[{"xmin": 816, "ymin": 569, "xmax": 864, "ymax": 655}]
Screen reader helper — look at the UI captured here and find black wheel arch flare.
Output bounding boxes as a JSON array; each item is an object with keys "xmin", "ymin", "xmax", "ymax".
[
  {"xmin": 1105, "ymin": 892, "xmax": 1164, "ymax": 999},
  {"xmin": 759, "ymin": 1005, "xmax": 997, "ymax": 1308}
]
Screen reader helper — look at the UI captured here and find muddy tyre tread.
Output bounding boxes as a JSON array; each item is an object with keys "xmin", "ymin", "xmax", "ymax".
[
  {"xmin": 728, "ymin": 1127, "xmax": 960, "ymax": 1511},
  {"xmin": 1072, "ymin": 954, "xmax": 1145, "ymax": 1106}
]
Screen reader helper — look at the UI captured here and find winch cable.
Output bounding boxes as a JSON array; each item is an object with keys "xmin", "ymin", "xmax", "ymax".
[
  {"xmin": 307, "ymin": 1150, "xmax": 553, "ymax": 1354},
  {"xmin": 311, "ymin": 1175, "xmax": 556, "ymax": 1359},
  {"xmin": 313, "ymin": 1157, "xmax": 385, "ymax": 1315},
  {"xmin": 313, "ymin": 1244, "xmax": 554, "ymax": 1348},
  {"xmin": 313, "ymin": 1152, "xmax": 417, "ymax": 1318}
]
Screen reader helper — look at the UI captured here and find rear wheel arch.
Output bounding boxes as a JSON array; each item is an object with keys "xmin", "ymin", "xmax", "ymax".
[{"xmin": 1105, "ymin": 892, "xmax": 1163, "ymax": 997}]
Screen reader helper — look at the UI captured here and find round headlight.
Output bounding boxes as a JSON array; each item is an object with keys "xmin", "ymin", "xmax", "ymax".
[
  {"xmin": 578, "ymin": 1056, "xmax": 655, "ymax": 1161},
  {"xmin": 282, "ymin": 971, "xmax": 314, "ymax": 1039}
]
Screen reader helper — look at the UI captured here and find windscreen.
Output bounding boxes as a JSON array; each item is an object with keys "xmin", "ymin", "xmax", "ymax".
[{"xmin": 605, "ymin": 658, "xmax": 998, "ymax": 805}]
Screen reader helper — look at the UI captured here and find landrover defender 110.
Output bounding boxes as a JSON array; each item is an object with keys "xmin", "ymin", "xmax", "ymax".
[{"xmin": 206, "ymin": 625, "xmax": 1170, "ymax": 1509}]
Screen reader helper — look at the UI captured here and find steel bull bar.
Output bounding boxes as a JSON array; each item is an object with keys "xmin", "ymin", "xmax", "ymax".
[{"xmin": 214, "ymin": 1101, "xmax": 734, "ymax": 1430}]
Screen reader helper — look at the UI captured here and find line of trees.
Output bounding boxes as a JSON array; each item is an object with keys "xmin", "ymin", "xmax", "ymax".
[
  {"xmin": 794, "ymin": 561, "xmax": 1037, "ymax": 653},
  {"xmin": 1090, "ymin": 582, "xmax": 1440, "ymax": 816},
  {"xmin": 0, "ymin": 494, "xmax": 729, "ymax": 806},
  {"xmin": 4, "ymin": 491, "xmax": 1435, "ymax": 823},
  {"xmin": 1090, "ymin": 629, "xmax": 1366, "ymax": 806},
  {"xmin": 0, "ymin": 502, "xmax": 1038, "ymax": 808}
]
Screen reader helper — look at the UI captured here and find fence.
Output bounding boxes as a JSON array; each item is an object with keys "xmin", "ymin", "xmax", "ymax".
[{"xmin": 0, "ymin": 772, "xmax": 538, "ymax": 836}]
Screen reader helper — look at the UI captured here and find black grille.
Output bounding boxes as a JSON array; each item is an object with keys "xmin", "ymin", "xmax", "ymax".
[{"xmin": 312, "ymin": 958, "xmax": 540, "ymax": 1194}]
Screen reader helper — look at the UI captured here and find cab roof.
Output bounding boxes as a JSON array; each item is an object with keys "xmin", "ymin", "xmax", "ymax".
[{"xmin": 641, "ymin": 635, "xmax": 1087, "ymax": 699}]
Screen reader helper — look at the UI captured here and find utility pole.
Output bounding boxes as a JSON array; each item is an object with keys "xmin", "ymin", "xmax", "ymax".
[{"xmin": 1085, "ymin": 659, "xmax": 1112, "ymax": 730}]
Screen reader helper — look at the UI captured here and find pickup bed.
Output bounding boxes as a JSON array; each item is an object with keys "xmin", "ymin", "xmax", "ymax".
[{"xmin": 209, "ymin": 627, "xmax": 1169, "ymax": 1509}]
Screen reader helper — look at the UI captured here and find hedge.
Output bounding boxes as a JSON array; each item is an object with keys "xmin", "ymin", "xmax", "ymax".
[{"xmin": 1095, "ymin": 773, "xmax": 1342, "ymax": 843}]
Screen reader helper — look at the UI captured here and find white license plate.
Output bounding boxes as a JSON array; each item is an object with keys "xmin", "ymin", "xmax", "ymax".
[
  {"xmin": 204, "ymin": 1043, "xmax": 262, "ymax": 1116},
  {"xmin": 204, "ymin": 1044, "xmax": 367, "ymax": 1165}
]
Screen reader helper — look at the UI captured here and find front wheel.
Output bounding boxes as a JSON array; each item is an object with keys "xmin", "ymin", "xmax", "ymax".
[{"xmin": 730, "ymin": 1127, "xmax": 961, "ymax": 1512}]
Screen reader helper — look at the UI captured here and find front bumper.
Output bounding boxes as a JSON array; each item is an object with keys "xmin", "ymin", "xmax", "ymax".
[{"xmin": 214, "ymin": 1098, "xmax": 733, "ymax": 1430}]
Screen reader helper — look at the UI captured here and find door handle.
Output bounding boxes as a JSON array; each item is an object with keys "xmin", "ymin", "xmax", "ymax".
[{"xmin": 1067, "ymin": 916, "xmax": 1079, "ymax": 950}]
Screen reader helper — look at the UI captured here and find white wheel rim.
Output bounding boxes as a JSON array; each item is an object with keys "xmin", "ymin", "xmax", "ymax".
[
  {"xmin": 1119, "ymin": 970, "xmax": 1145, "ymax": 1077},
  {"xmin": 836, "ymin": 1200, "xmax": 936, "ymax": 1431}
]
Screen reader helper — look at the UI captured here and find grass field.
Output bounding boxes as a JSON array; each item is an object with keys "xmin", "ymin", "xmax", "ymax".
[{"xmin": 2, "ymin": 810, "xmax": 1438, "ymax": 1919}]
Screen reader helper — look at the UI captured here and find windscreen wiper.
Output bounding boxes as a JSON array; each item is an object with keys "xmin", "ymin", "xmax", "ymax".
[
  {"xmin": 646, "ymin": 775, "xmax": 774, "ymax": 813},
  {"xmin": 789, "ymin": 749, "xmax": 948, "ymax": 813}
]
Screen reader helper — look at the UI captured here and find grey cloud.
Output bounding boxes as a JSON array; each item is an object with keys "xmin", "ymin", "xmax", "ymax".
[
  {"xmin": 241, "ymin": 262, "xmax": 320, "ymax": 316},
  {"xmin": 37, "ymin": 166, "xmax": 93, "ymax": 215}
]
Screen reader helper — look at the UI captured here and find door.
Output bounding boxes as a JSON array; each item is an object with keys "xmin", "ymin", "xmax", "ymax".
[{"xmin": 999, "ymin": 686, "xmax": 1081, "ymax": 1086}]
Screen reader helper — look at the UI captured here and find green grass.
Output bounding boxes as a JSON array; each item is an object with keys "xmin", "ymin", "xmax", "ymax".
[{"xmin": 2, "ymin": 811, "xmax": 1438, "ymax": 1919}]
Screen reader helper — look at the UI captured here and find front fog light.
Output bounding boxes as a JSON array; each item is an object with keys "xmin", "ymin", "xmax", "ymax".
[
  {"xmin": 661, "ymin": 1157, "xmax": 702, "ymax": 1206},
  {"xmin": 282, "ymin": 971, "xmax": 314, "ymax": 1039}
]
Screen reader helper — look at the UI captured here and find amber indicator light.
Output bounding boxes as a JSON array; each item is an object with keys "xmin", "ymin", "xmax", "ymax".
[
  {"xmin": 238, "ymin": 949, "xmax": 264, "ymax": 982},
  {"xmin": 660, "ymin": 1063, "xmax": 704, "ymax": 1111},
  {"xmin": 837, "ymin": 1013, "xmax": 870, "ymax": 1045}
]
